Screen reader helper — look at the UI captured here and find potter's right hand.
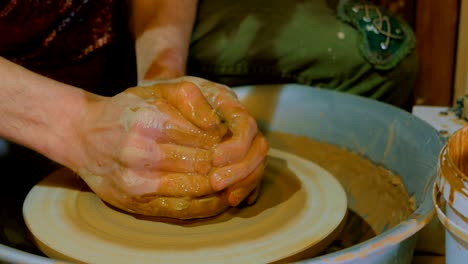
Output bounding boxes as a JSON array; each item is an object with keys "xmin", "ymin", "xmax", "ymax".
[{"xmin": 139, "ymin": 77, "xmax": 269, "ymax": 207}]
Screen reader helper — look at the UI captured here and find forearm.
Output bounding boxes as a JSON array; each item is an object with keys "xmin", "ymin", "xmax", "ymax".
[
  {"xmin": 130, "ymin": 0, "xmax": 198, "ymax": 82},
  {"xmin": 0, "ymin": 57, "xmax": 92, "ymax": 169}
]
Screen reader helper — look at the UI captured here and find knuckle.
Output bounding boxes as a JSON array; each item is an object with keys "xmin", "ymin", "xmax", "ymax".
[{"xmin": 179, "ymin": 81, "xmax": 200, "ymax": 94}]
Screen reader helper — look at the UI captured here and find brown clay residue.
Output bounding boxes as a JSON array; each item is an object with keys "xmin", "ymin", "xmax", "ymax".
[
  {"xmin": 438, "ymin": 125, "xmax": 468, "ymax": 206},
  {"xmin": 447, "ymin": 125, "xmax": 468, "ymax": 177},
  {"xmin": 266, "ymin": 131, "xmax": 415, "ymax": 234}
]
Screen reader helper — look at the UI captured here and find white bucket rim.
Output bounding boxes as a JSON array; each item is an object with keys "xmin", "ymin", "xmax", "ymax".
[{"xmin": 433, "ymin": 182, "xmax": 468, "ymax": 242}]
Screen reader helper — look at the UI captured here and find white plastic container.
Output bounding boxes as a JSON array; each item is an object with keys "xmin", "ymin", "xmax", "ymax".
[{"xmin": 434, "ymin": 125, "xmax": 468, "ymax": 264}]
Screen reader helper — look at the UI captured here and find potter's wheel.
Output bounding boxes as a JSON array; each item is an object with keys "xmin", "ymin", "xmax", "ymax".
[{"xmin": 23, "ymin": 148, "xmax": 347, "ymax": 264}]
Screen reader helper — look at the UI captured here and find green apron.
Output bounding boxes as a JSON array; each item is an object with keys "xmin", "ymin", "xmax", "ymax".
[{"xmin": 189, "ymin": 0, "xmax": 416, "ymax": 107}]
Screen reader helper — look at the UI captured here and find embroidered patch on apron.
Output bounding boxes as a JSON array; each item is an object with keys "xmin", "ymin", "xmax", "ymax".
[{"xmin": 337, "ymin": 0, "xmax": 415, "ymax": 70}]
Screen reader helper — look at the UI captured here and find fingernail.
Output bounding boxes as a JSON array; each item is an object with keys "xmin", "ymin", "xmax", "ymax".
[{"xmin": 210, "ymin": 170, "xmax": 233, "ymax": 191}]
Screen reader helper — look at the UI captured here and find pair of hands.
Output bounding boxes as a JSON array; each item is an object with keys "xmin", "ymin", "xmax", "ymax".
[{"xmin": 74, "ymin": 76, "xmax": 268, "ymax": 216}]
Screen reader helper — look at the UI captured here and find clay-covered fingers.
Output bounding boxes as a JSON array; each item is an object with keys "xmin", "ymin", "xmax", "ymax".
[
  {"xmin": 110, "ymin": 170, "xmax": 215, "ymax": 198},
  {"xmin": 121, "ymin": 93, "xmax": 221, "ymax": 149},
  {"xmin": 118, "ymin": 131, "xmax": 213, "ymax": 175},
  {"xmin": 209, "ymin": 133, "xmax": 269, "ymax": 191},
  {"xmin": 197, "ymin": 82, "xmax": 258, "ymax": 166},
  {"xmin": 225, "ymin": 159, "xmax": 266, "ymax": 206},
  {"xmin": 212, "ymin": 104, "xmax": 258, "ymax": 166},
  {"xmin": 151, "ymin": 172, "xmax": 214, "ymax": 197},
  {"xmin": 146, "ymin": 82, "xmax": 226, "ymax": 133},
  {"xmin": 127, "ymin": 82, "xmax": 227, "ymax": 145}
]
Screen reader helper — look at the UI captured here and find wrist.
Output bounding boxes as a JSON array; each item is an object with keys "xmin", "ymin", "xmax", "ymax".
[
  {"xmin": 135, "ymin": 26, "xmax": 189, "ymax": 82},
  {"xmin": 60, "ymin": 91, "xmax": 105, "ymax": 172},
  {"xmin": 142, "ymin": 50, "xmax": 186, "ymax": 81},
  {"xmin": 131, "ymin": 1, "xmax": 197, "ymax": 82},
  {"xmin": 37, "ymin": 87, "xmax": 93, "ymax": 172}
]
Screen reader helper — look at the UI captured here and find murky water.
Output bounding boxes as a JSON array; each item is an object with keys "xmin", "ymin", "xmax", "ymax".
[{"xmin": 320, "ymin": 209, "xmax": 376, "ymax": 256}]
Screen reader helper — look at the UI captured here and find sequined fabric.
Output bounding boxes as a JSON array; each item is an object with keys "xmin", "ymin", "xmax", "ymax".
[
  {"xmin": 0, "ymin": 0, "xmax": 136, "ymax": 93},
  {"xmin": 0, "ymin": 0, "xmax": 113, "ymax": 66}
]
